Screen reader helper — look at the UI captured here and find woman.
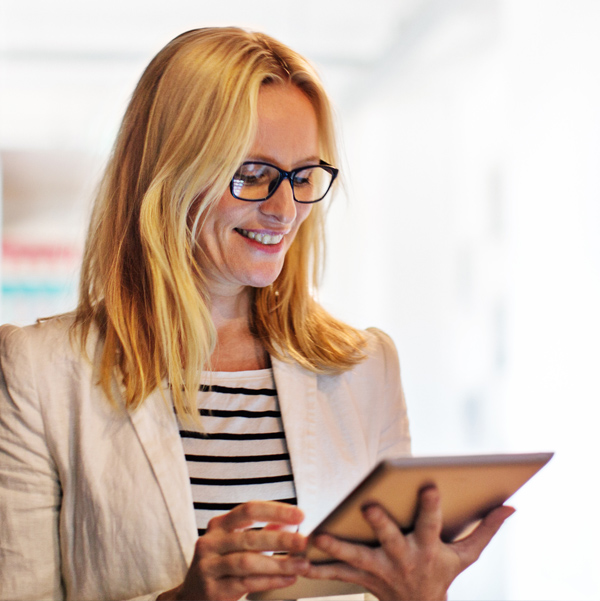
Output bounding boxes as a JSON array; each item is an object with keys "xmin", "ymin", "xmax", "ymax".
[{"xmin": 0, "ymin": 28, "xmax": 512, "ymax": 601}]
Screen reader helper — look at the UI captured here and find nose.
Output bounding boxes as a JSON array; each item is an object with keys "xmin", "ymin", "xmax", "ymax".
[{"xmin": 258, "ymin": 178, "xmax": 297, "ymax": 225}]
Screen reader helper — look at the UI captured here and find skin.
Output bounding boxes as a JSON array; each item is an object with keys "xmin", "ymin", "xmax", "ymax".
[
  {"xmin": 158, "ymin": 83, "xmax": 514, "ymax": 600},
  {"xmin": 195, "ymin": 83, "xmax": 314, "ymax": 300},
  {"xmin": 197, "ymin": 82, "xmax": 315, "ymax": 372}
]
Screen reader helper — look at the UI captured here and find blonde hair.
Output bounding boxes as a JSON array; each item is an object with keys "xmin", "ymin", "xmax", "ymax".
[{"xmin": 75, "ymin": 27, "xmax": 366, "ymax": 417}]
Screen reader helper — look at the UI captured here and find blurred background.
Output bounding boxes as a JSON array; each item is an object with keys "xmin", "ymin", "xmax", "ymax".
[{"xmin": 1, "ymin": 0, "xmax": 599, "ymax": 598}]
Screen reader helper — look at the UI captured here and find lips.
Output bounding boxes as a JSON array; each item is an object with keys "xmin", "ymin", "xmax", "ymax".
[{"xmin": 235, "ymin": 228, "xmax": 285, "ymax": 246}]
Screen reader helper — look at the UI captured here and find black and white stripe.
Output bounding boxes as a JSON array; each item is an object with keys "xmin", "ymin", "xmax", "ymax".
[{"xmin": 179, "ymin": 369, "xmax": 297, "ymax": 537}]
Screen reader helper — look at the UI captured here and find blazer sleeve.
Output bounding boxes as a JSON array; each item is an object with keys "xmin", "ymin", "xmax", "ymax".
[{"xmin": 0, "ymin": 325, "xmax": 63, "ymax": 601}]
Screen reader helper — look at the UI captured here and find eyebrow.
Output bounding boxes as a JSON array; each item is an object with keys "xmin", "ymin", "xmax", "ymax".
[{"xmin": 245, "ymin": 155, "xmax": 321, "ymax": 167}]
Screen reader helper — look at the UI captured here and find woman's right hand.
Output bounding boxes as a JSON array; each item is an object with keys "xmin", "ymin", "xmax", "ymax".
[{"xmin": 157, "ymin": 501, "xmax": 310, "ymax": 601}]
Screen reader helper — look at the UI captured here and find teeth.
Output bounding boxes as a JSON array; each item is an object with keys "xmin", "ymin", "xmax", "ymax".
[{"xmin": 238, "ymin": 229, "xmax": 284, "ymax": 245}]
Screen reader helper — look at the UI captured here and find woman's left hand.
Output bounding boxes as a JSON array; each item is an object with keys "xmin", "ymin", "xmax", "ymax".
[{"xmin": 305, "ymin": 487, "xmax": 515, "ymax": 601}]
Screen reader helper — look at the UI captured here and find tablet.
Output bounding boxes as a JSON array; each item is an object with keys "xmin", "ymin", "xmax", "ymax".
[{"xmin": 249, "ymin": 451, "xmax": 553, "ymax": 600}]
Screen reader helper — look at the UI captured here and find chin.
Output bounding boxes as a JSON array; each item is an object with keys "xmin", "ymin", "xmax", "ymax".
[
  {"xmin": 248, "ymin": 278, "xmax": 279, "ymax": 289},
  {"xmin": 244, "ymin": 269, "xmax": 282, "ymax": 289}
]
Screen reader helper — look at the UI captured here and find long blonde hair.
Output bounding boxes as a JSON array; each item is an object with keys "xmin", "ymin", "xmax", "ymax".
[{"xmin": 75, "ymin": 27, "xmax": 366, "ymax": 417}]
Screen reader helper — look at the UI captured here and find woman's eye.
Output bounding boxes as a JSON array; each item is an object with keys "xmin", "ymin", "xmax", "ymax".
[
  {"xmin": 294, "ymin": 171, "xmax": 314, "ymax": 187},
  {"xmin": 238, "ymin": 174, "xmax": 260, "ymax": 185},
  {"xmin": 235, "ymin": 169, "xmax": 270, "ymax": 186}
]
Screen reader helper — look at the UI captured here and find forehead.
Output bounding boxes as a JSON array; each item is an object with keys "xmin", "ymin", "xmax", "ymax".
[{"xmin": 249, "ymin": 84, "xmax": 320, "ymax": 166}]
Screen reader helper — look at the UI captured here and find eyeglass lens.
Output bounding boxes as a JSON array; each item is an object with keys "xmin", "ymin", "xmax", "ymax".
[{"xmin": 231, "ymin": 163, "xmax": 333, "ymax": 202}]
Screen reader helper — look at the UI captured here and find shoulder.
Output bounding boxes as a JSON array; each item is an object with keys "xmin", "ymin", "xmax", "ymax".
[
  {"xmin": 364, "ymin": 327, "xmax": 400, "ymax": 363},
  {"xmin": 0, "ymin": 314, "xmax": 98, "ymax": 386},
  {"xmin": 0, "ymin": 315, "xmax": 116, "ymax": 452},
  {"xmin": 351, "ymin": 326, "xmax": 401, "ymax": 380},
  {"xmin": 1, "ymin": 314, "xmax": 75, "ymax": 361},
  {"xmin": 314, "ymin": 326, "xmax": 401, "ymax": 394}
]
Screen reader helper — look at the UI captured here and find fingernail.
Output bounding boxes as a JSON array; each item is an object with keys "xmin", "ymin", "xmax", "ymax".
[
  {"xmin": 362, "ymin": 504, "xmax": 380, "ymax": 519},
  {"xmin": 287, "ymin": 558, "xmax": 309, "ymax": 574},
  {"xmin": 293, "ymin": 558, "xmax": 309, "ymax": 569},
  {"xmin": 291, "ymin": 507, "xmax": 305, "ymax": 521}
]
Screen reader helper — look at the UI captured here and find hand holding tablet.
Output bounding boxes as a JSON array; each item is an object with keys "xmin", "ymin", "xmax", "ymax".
[{"xmin": 249, "ymin": 451, "xmax": 553, "ymax": 600}]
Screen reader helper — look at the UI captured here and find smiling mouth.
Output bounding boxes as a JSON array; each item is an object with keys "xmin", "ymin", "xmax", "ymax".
[{"xmin": 236, "ymin": 228, "xmax": 284, "ymax": 246}]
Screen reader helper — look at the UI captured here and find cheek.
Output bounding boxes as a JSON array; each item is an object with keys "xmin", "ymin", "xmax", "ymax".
[
  {"xmin": 286, "ymin": 204, "xmax": 313, "ymax": 250},
  {"xmin": 295, "ymin": 204, "xmax": 313, "ymax": 229},
  {"xmin": 196, "ymin": 196, "xmax": 244, "ymax": 247}
]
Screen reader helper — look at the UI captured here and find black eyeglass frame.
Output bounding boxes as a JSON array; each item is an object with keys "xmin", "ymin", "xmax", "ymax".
[{"xmin": 230, "ymin": 160, "xmax": 339, "ymax": 204}]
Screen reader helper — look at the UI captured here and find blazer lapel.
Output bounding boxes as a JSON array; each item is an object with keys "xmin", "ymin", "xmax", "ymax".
[
  {"xmin": 271, "ymin": 356, "xmax": 320, "ymax": 533},
  {"xmin": 127, "ymin": 362, "xmax": 321, "ymax": 546},
  {"xmin": 128, "ymin": 388, "xmax": 197, "ymax": 564}
]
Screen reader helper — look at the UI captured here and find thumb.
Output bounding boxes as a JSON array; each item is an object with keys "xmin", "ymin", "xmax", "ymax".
[{"xmin": 453, "ymin": 505, "xmax": 515, "ymax": 568}]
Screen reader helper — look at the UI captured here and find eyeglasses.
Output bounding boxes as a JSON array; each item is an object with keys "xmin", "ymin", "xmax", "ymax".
[{"xmin": 230, "ymin": 160, "xmax": 339, "ymax": 204}]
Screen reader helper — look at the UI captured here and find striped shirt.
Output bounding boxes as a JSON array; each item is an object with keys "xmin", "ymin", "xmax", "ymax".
[{"xmin": 178, "ymin": 368, "xmax": 297, "ymax": 537}]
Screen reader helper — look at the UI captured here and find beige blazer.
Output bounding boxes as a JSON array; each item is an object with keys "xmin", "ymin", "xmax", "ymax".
[{"xmin": 0, "ymin": 316, "xmax": 410, "ymax": 601}]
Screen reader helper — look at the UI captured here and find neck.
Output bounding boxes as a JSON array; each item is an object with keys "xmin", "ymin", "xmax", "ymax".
[
  {"xmin": 208, "ymin": 286, "xmax": 269, "ymax": 372},
  {"xmin": 209, "ymin": 285, "xmax": 252, "ymax": 331}
]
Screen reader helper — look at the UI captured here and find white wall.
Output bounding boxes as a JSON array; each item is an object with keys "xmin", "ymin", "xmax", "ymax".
[{"xmin": 321, "ymin": 2, "xmax": 600, "ymax": 599}]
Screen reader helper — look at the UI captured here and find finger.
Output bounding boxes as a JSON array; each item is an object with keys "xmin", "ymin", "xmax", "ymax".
[
  {"xmin": 210, "ymin": 552, "xmax": 309, "ymax": 578},
  {"xmin": 209, "ymin": 528, "xmax": 307, "ymax": 555},
  {"xmin": 311, "ymin": 534, "xmax": 382, "ymax": 574},
  {"xmin": 452, "ymin": 505, "xmax": 515, "ymax": 567},
  {"xmin": 208, "ymin": 501, "xmax": 304, "ymax": 533},
  {"xmin": 362, "ymin": 503, "xmax": 407, "ymax": 557},
  {"xmin": 306, "ymin": 560, "xmax": 373, "ymax": 588},
  {"xmin": 413, "ymin": 486, "xmax": 443, "ymax": 545}
]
